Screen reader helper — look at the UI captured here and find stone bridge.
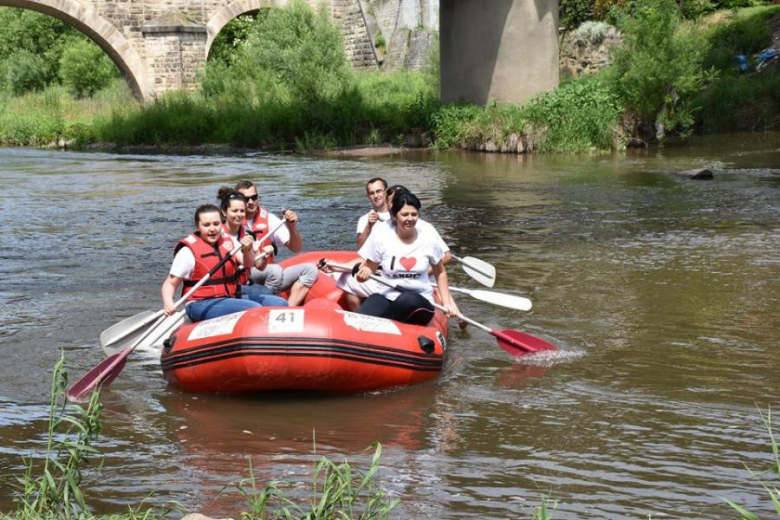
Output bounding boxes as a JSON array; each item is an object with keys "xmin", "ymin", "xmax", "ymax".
[{"xmin": 0, "ymin": 0, "xmax": 558, "ymax": 105}]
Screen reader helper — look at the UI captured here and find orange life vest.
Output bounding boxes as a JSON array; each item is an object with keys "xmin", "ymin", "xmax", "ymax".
[
  {"xmin": 221, "ymin": 224, "xmax": 252, "ymax": 285},
  {"xmin": 244, "ymin": 208, "xmax": 277, "ymax": 264},
  {"xmin": 175, "ymin": 233, "xmax": 240, "ymax": 300}
]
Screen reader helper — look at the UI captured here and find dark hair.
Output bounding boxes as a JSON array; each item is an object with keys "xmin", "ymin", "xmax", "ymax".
[
  {"xmin": 386, "ymin": 184, "xmax": 409, "ymax": 199},
  {"xmin": 391, "ymin": 192, "xmax": 421, "ymax": 216},
  {"xmin": 217, "ymin": 186, "xmax": 247, "ymax": 213},
  {"xmin": 235, "ymin": 180, "xmax": 255, "ymax": 191},
  {"xmin": 194, "ymin": 204, "xmax": 221, "ymax": 226},
  {"xmin": 366, "ymin": 177, "xmax": 387, "ymax": 192}
]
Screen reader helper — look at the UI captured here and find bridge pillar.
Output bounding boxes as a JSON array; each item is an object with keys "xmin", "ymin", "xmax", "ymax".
[
  {"xmin": 142, "ymin": 12, "xmax": 208, "ymax": 96},
  {"xmin": 439, "ymin": 0, "xmax": 559, "ymax": 106}
]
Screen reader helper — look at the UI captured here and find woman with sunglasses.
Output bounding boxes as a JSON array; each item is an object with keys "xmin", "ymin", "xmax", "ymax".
[
  {"xmin": 234, "ymin": 180, "xmax": 318, "ymax": 307},
  {"xmin": 162, "ymin": 203, "xmax": 275, "ymax": 322},
  {"xmin": 217, "ymin": 187, "xmax": 289, "ymax": 308}
]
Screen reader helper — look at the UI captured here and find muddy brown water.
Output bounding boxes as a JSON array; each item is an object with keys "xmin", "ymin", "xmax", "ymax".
[{"xmin": 1, "ymin": 135, "xmax": 779, "ymax": 518}]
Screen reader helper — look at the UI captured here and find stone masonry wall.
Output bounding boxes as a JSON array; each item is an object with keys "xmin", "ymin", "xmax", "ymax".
[
  {"xmin": 363, "ymin": 0, "xmax": 438, "ymax": 71},
  {"xmin": 331, "ymin": 0, "xmax": 378, "ymax": 69},
  {"xmin": 559, "ymin": 25, "xmax": 622, "ymax": 80}
]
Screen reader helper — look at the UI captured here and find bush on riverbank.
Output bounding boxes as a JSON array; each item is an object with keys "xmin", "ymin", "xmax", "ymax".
[{"xmin": 0, "ymin": 0, "xmax": 777, "ymax": 152}]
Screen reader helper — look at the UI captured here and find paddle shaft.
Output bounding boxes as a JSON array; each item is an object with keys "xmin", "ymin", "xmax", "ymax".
[
  {"xmin": 71, "ymin": 218, "xmax": 289, "ymax": 399},
  {"xmin": 324, "ymin": 261, "xmax": 550, "ymax": 355},
  {"xmin": 104, "ymin": 218, "xmax": 287, "ymax": 348},
  {"xmin": 436, "ymin": 284, "xmax": 532, "ymax": 311}
]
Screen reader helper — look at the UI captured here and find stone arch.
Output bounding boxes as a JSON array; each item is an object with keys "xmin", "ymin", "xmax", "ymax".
[
  {"xmin": 0, "ymin": 0, "xmax": 153, "ymax": 100},
  {"xmin": 205, "ymin": 0, "xmax": 292, "ymax": 58}
]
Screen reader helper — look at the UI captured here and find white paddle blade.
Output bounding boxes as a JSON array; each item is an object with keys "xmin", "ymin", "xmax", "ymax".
[
  {"xmin": 460, "ymin": 256, "xmax": 496, "ymax": 288},
  {"xmin": 100, "ymin": 310, "xmax": 161, "ymax": 348},
  {"xmin": 102, "ymin": 310, "xmax": 188, "ymax": 357},
  {"xmin": 468, "ymin": 289, "xmax": 532, "ymax": 311}
]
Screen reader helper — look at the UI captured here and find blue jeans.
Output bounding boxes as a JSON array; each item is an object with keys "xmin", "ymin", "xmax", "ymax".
[
  {"xmin": 186, "ymin": 298, "xmax": 262, "ymax": 322},
  {"xmin": 241, "ymin": 284, "xmax": 289, "ymax": 307}
]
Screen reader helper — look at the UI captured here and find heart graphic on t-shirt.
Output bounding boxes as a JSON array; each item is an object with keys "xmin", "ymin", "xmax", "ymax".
[{"xmin": 399, "ymin": 257, "xmax": 417, "ymax": 271}]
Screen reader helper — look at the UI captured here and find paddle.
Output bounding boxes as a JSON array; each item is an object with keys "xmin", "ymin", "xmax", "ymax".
[
  {"xmin": 68, "ymin": 243, "xmax": 247, "ymax": 401},
  {"xmin": 450, "ymin": 254, "xmax": 496, "ymax": 288},
  {"xmin": 102, "ymin": 247, "xmax": 275, "ymax": 358},
  {"xmin": 101, "ymin": 218, "xmax": 287, "ymax": 350},
  {"xmin": 322, "ymin": 261, "xmax": 555, "ymax": 356},
  {"xmin": 447, "ymin": 285, "xmax": 532, "ymax": 311},
  {"xmin": 70, "ymin": 218, "xmax": 288, "ymax": 401}
]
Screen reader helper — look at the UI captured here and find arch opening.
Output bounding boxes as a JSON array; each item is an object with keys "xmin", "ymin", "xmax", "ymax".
[{"xmin": 0, "ymin": 0, "xmax": 152, "ymax": 100}]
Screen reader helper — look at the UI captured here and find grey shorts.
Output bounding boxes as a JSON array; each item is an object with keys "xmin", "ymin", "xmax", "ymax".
[{"xmin": 250, "ymin": 263, "xmax": 318, "ymax": 293}]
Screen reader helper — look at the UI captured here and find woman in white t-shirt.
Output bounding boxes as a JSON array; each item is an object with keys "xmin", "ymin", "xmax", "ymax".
[{"xmin": 353, "ymin": 192, "xmax": 458, "ymax": 325}]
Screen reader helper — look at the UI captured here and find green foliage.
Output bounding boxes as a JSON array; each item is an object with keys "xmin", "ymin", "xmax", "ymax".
[
  {"xmin": 560, "ymin": 0, "xmax": 595, "ymax": 30},
  {"xmin": 208, "ymin": 13, "xmax": 261, "ymax": 65},
  {"xmin": 0, "ymin": 8, "xmax": 77, "ymax": 86},
  {"xmin": 11, "ymin": 352, "xmax": 103, "ymax": 518},
  {"xmin": 680, "ymin": 0, "xmax": 716, "ymax": 19},
  {"xmin": 702, "ymin": 6, "xmax": 777, "ymax": 72},
  {"xmin": 523, "ymin": 77, "xmax": 624, "ymax": 152},
  {"xmin": 695, "ymin": 73, "xmax": 780, "ymax": 132},
  {"xmin": 722, "ymin": 407, "xmax": 780, "ymax": 519},
  {"xmin": 608, "ymin": 0, "xmax": 710, "ymax": 136},
  {"xmin": 374, "ymin": 29, "xmax": 386, "ymax": 49},
  {"xmin": 430, "ymin": 77, "xmax": 623, "ymax": 153},
  {"xmin": 59, "ymin": 38, "xmax": 119, "ymax": 98},
  {"xmin": 532, "ymin": 496, "xmax": 558, "ymax": 520},
  {"xmin": 238, "ymin": 0, "xmax": 351, "ymax": 104},
  {"xmin": 231, "ymin": 442, "xmax": 400, "ymax": 519},
  {"xmin": 0, "ymin": 50, "xmax": 50, "ymax": 95}
]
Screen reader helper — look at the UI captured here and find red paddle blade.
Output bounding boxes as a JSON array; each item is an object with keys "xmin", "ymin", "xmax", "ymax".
[
  {"xmin": 66, "ymin": 350, "xmax": 129, "ymax": 402},
  {"xmin": 494, "ymin": 329, "xmax": 556, "ymax": 356}
]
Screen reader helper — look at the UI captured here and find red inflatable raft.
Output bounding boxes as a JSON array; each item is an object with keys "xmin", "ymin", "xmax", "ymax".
[{"xmin": 160, "ymin": 251, "xmax": 449, "ymax": 393}]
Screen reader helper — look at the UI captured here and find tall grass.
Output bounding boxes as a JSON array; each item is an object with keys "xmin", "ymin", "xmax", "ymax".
[
  {"xmin": 11, "ymin": 352, "xmax": 103, "ymax": 518},
  {"xmin": 230, "ymin": 443, "xmax": 399, "ymax": 519},
  {"xmin": 723, "ymin": 407, "xmax": 780, "ymax": 519}
]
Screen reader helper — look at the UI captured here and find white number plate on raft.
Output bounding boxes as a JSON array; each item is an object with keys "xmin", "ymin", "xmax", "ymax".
[
  {"xmin": 188, "ymin": 311, "xmax": 245, "ymax": 341},
  {"xmin": 268, "ymin": 309, "xmax": 305, "ymax": 333},
  {"xmin": 337, "ymin": 311, "xmax": 401, "ymax": 336}
]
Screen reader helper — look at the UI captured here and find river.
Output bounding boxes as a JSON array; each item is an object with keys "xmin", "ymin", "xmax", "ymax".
[{"xmin": 1, "ymin": 134, "xmax": 778, "ymax": 518}]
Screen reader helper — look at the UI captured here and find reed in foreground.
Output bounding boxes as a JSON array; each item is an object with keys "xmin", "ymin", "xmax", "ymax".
[
  {"xmin": 231, "ymin": 442, "xmax": 399, "ymax": 519},
  {"xmin": 723, "ymin": 407, "xmax": 780, "ymax": 519}
]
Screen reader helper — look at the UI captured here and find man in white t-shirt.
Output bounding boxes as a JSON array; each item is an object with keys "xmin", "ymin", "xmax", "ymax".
[{"xmin": 356, "ymin": 177, "xmax": 390, "ymax": 249}]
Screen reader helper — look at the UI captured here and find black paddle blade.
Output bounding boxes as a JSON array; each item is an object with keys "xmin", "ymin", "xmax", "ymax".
[{"xmin": 495, "ymin": 329, "xmax": 556, "ymax": 356}]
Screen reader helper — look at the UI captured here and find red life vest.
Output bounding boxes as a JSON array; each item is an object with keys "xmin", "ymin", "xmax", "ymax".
[
  {"xmin": 175, "ymin": 233, "xmax": 240, "ymax": 300},
  {"xmin": 244, "ymin": 207, "xmax": 277, "ymax": 264},
  {"xmin": 221, "ymin": 224, "xmax": 252, "ymax": 284}
]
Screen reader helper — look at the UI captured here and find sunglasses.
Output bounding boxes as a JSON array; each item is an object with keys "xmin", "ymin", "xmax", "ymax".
[{"xmin": 245, "ymin": 194, "xmax": 259, "ymax": 202}]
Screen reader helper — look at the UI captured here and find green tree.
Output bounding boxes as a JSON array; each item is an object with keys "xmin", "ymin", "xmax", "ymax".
[
  {"xmin": 59, "ymin": 38, "xmax": 119, "ymax": 98},
  {"xmin": 0, "ymin": 50, "xmax": 49, "ymax": 94},
  {"xmin": 0, "ymin": 8, "xmax": 78, "ymax": 86},
  {"xmin": 608, "ymin": 0, "xmax": 709, "ymax": 137},
  {"xmin": 238, "ymin": 0, "xmax": 351, "ymax": 103}
]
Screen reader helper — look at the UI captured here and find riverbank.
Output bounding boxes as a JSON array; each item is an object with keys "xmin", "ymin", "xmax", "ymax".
[{"xmin": 0, "ymin": 3, "xmax": 777, "ymax": 155}]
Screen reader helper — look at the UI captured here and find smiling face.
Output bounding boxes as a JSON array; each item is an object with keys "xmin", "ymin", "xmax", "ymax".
[
  {"xmin": 394, "ymin": 204, "xmax": 418, "ymax": 232},
  {"xmin": 237, "ymin": 185, "xmax": 259, "ymax": 216},
  {"xmin": 197, "ymin": 211, "xmax": 223, "ymax": 246},
  {"xmin": 366, "ymin": 180, "xmax": 387, "ymax": 212},
  {"xmin": 222, "ymin": 199, "xmax": 246, "ymax": 231}
]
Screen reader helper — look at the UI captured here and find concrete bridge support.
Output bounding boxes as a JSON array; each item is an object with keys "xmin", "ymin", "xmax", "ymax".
[{"xmin": 439, "ymin": 0, "xmax": 559, "ymax": 106}]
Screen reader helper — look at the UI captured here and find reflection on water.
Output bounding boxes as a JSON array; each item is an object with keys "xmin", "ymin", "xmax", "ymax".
[{"xmin": 1, "ymin": 135, "xmax": 779, "ymax": 518}]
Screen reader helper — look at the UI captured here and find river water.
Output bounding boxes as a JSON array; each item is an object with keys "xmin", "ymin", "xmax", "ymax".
[{"xmin": 0, "ymin": 135, "xmax": 778, "ymax": 518}]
